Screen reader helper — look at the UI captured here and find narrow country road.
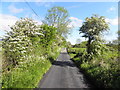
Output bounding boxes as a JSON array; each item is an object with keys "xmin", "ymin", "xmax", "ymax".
[{"xmin": 38, "ymin": 48, "xmax": 92, "ymax": 88}]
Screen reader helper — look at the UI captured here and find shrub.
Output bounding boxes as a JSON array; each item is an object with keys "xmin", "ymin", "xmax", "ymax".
[
  {"xmin": 2, "ymin": 18, "xmax": 43, "ymax": 68},
  {"xmin": 68, "ymin": 46, "xmax": 120, "ymax": 88},
  {"xmin": 2, "ymin": 18, "xmax": 62, "ymax": 88}
]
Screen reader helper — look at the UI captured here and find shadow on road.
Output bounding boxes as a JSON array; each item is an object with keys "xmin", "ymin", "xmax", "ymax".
[
  {"xmin": 60, "ymin": 52, "xmax": 68, "ymax": 54},
  {"xmin": 52, "ymin": 60, "xmax": 75, "ymax": 67}
]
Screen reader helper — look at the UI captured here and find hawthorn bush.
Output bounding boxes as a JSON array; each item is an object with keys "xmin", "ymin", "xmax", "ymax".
[
  {"xmin": 68, "ymin": 14, "xmax": 119, "ymax": 87},
  {"xmin": 2, "ymin": 18, "xmax": 41, "ymax": 67},
  {"xmin": 2, "ymin": 18, "xmax": 62, "ymax": 88}
]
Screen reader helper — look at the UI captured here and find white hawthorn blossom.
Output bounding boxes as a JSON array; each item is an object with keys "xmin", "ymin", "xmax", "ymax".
[{"xmin": 3, "ymin": 18, "xmax": 45, "ymax": 66}]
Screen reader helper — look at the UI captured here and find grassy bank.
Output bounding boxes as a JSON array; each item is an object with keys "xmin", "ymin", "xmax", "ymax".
[
  {"xmin": 68, "ymin": 47, "xmax": 120, "ymax": 88},
  {"xmin": 2, "ymin": 59, "xmax": 51, "ymax": 88},
  {"xmin": 1, "ymin": 18, "xmax": 65, "ymax": 88},
  {"xmin": 2, "ymin": 51, "xmax": 60, "ymax": 88},
  {"xmin": 2, "ymin": 46, "xmax": 61, "ymax": 88}
]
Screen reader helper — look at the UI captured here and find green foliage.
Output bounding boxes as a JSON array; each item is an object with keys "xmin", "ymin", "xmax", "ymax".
[
  {"xmin": 68, "ymin": 14, "xmax": 119, "ymax": 88},
  {"xmin": 80, "ymin": 41, "xmax": 87, "ymax": 48},
  {"xmin": 72, "ymin": 41, "xmax": 87, "ymax": 49},
  {"xmin": 2, "ymin": 58, "xmax": 51, "ymax": 88},
  {"xmin": 2, "ymin": 18, "xmax": 62, "ymax": 88},
  {"xmin": 80, "ymin": 58, "xmax": 120, "ymax": 88},
  {"xmin": 43, "ymin": 6, "xmax": 71, "ymax": 37},
  {"xmin": 79, "ymin": 14, "xmax": 109, "ymax": 39},
  {"xmin": 40, "ymin": 24, "xmax": 57, "ymax": 46},
  {"xmin": 2, "ymin": 18, "xmax": 41, "ymax": 67},
  {"xmin": 79, "ymin": 41, "xmax": 87, "ymax": 48},
  {"xmin": 39, "ymin": 24, "xmax": 57, "ymax": 54},
  {"xmin": 66, "ymin": 41, "xmax": 72, "ymax": 49},
  {"xmin": 88, "ymin": 41, "xmax": 109, "ymax": 58},
  {"xmin": 79, "ymin": 14, "xmax": 109, "ymax": 55},
  {"xmin": 2, "ymin": 44, "xmax": 60, "ymax": 88},
  {"xmin": 69, "ymin": 53, "xmax": 76, "ymax": 59},
  {"xmin": 68, "ymin": 47, "xmax": 120, "ymax": 88},
  {"xmin": 68, "ymin": 48, "xmax": 86, "ymax": 54}
]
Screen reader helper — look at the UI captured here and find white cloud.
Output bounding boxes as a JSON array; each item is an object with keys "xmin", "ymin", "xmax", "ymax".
[
  {"xmin": 8, "ymin": 4, "xmax": 24, "ymax": 14},
  {"xmin": 35, "ymin": 2, "xmax": 54, "ymax": 7},
  {"xmin": 0, "ymin": 14, "xmax": 42, "ymax": 32},
  {"xmin": 103, "ymin": 33, "xmax": 118, "ymax": 42},
  {"xmin": 69, "ymin": 17, "xmax": 83, "ymax": 28},
  {"xmin": 0, "ymin": 14, "xmax": 19, "ymax": 31},
  {"xmin": 105, "ymin": 17, "xmax": 118, "ymax": 25},
  {"xmin": 107, "ymin": 6, "xmax": 116, "ymax": 12}
]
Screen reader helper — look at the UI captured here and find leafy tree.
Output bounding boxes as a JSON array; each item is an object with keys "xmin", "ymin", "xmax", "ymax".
[
  {"xmin": 43, "ymin": 6, "xmax": 71, "ymax": 37},
  {"xmin": 56, "ymin": 36, "xmax": 67, "ymax": 47},
  {"xmin": 66, "ymin": 41, "xmax": 72, "ymax": 52},
  {"xmin": 40, "ymin": 24, "xmax": 57, "ymax": 54},
  {"xmin": 66, "ymin": 41, "xmax": 72, "ymax": 48},
  {"xmin": 79, "ymin": 14, "xmax": 109, "ymax": 55}
]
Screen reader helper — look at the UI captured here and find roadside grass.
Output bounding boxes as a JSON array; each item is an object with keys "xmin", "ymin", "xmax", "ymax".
[
  {"xmin": 68, "ymin": 47, "xmax": 120, "ymax": 88},
  {"xmin": 68, "ymin": 48, "xmax": 86, "ymax": 54},
  {"xmin": 2, "ymin": 46, "xmax": 61, "ymax": 88},
  {"xmin": 72, "ymin": 48, "xmax": 86, "ymax": 53},
  {"xmin": 80, "ymin": 58, "xmax": 120, "ymax": 88},
  {"xmin": 69, "ymin": 54, "xmax": 76, "ymax": 59},
  {"xmin": 2, "ymin": 59, "xmax": 51, "ymax": 88},
  {"xmin": 1, "ymin": 18, "xmax": 63, "ymax": 88}
]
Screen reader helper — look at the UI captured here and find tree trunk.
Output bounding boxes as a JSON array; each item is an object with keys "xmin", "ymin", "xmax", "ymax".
[{"xmin": 87, "ymin": 36, "xmax": 91, "ymax": 54}]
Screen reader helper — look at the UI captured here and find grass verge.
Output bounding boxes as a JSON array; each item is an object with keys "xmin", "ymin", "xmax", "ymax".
[
  {"xmin": 2, "ymin": 48, "xmax": 61, "ymax": 88},
  {"xmin": 68, "ymin": 47, "xmax": 120, "ymax": 88}
]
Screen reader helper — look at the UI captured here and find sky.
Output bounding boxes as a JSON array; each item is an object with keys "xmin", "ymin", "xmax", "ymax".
[{"xmin": 0, "ymin": 0, "xmax": 119, "ymax": 45}]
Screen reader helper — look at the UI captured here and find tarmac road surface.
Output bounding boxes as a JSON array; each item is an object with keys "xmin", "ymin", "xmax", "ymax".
[{"xmin": 38, "ymin": 48, "xmax": 92, "ymax": 88}]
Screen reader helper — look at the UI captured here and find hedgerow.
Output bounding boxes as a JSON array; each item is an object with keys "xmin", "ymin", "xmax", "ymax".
[
  {"xmin": 2, "ymin": 18, "xmax": 63, "ymax": 88},
  {"xmin": 68, "ymin": 47, "xmax": 120, "ymax": 88}
]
